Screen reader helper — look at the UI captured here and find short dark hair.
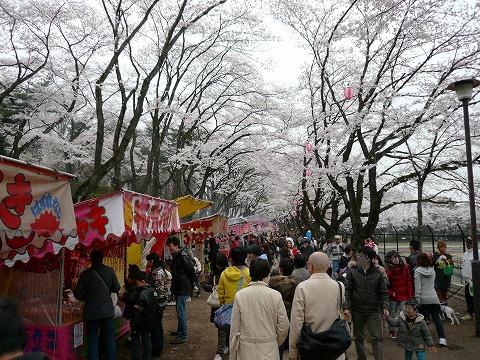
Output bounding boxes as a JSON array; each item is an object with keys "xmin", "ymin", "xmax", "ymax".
[
  {"xmin": 146, "ymin": 252, "xmax": 164, "ymax": 269},
  {"xmin": 250, "ymin": 258, "xmax": 271, "ymax": 281},
  {"xmin": 231, "ymin": 247, "xmax": 247, "ymax": 266},
  {"xmin": 133, "ymin": 271, "xmax": 148, "ymax": 282},
  {"xmin": 0, "ymin": 299, "xmax": 26, "ymax": 356},
  {"xmin": 279, "ymin": 258, "xmax": 294, "ymax": 276},
  {"xmin": 166, "ymin": 236, "xmax": 180, "ymax": 247},
  {"xmin": 410, "ymin": 239, "xmax": 421, "ymax": 251},
  {"xmin": 293, "ymin": 254, "xmax": 307, "ymax": 269},
  {"xmin": 344, "ymin": 245, "xmax": 353, "ymax": 255},
  {"xmin": 91, "ymin": 249, "xmax": 104, "ymax": 266},
  {"xmin": 416, "ymin": 253, "xmax": 432, "ymax": 268},
  {"xmin": 235, "ymin": 235, "xmax": 240, "ymax": 241},
  {"xmin": 247, "ymin": 244, "xmax": 262, "ymax": 257},
  {"xmin": 358, "ymin": 246, "xmax": 376, "ymax": 260},
  {"xmin": 128, "ymin": 264, "xmax": 141, "ymax": 280}
]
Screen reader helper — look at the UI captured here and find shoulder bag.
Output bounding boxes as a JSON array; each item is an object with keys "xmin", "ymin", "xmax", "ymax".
[
  {"xmin": 214, "ymin": 273, "xmax": 245, "ymax": 330},
  {"xmin": 297, "ymin": 281, "xmax": 351, "ymax": 360},
  {"xmin": 207, "ymin": 277, "xmax": 221, "ymax": 308},
  {"xmin": 93, "ymin": 269, "xmax": 122, "ymax": 319}
]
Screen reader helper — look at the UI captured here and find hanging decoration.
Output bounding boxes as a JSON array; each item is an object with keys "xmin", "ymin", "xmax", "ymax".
[
  {"xmin": 306, "ymin": 143, "xmax": 313, "ymax": 153},
  {"xmin": 305, "ymin": 168, "xmax": 313, "ymax": 177},
  {"xmin": 343, "ymin": 86, "xmax": 354, "ymax": 100}
]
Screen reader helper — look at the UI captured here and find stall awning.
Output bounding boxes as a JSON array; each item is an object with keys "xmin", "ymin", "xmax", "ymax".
[
  {"xmin": 0, "ymin": 156, "xmax": 78, "ymax": 267},
  {"xmin": 175, "ymin": 195, "xmax": 213, "ymax": 219},
  {"xmin": 74, "ymin": 190, "xmax": 180, "ymax": 250},
  {"xmin": 181, "ymin": 214, "xmax": 228, "ymax": 245}
]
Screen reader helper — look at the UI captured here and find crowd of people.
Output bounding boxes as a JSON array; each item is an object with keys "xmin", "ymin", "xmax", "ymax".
[{"xmin": 2, "ymin": 232, "xmax": 476, "ymax": 360}]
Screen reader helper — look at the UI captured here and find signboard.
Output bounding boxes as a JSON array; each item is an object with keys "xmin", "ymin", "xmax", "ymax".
[
  {"xmin": 0, "ymin": 158, "xmax": 77, "ymax": 266},
  {"xmin": 73, "ymin": 322, "xmax": 83, "ymax": 348}
]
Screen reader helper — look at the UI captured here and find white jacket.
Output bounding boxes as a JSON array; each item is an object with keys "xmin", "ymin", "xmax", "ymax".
[
  {"xmin": 229, "ymin": 281, "xmax": 289, "ymax": 360},
  {"xmin": 462, "ymin": 249, "xmax": 480, "ymax": 281}
]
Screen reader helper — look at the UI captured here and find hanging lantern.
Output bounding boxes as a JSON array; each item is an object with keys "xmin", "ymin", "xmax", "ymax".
[
  {"xmin": 306, "ymin": 143, "xmax": 313, "ymax": 153},
  {"xmin": 343, "ymin": 86, "xmax": 354, "ymax": 100},
  {"xmin": 306, "ymin": 168, "xmax": 313, "ymax": 177}
]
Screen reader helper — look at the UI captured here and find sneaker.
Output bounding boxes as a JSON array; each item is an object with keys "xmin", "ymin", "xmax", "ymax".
[
  {"xmin": 439, "ymin": 338, "xmax": 447, "ymax": 347},
  {"xmin": 170, "ymin": 337, "xmax": 187, "ymax": 344},
  {"xmin": 186, "ymin": 297, "xmax": 191, "ymax": 302},
  {"xmin": 461, "ymin": 314, "xmax": 473, "ymax": 321},
  {"xmin": 388, "ymin": 330, "xmax": 397, "ymax": 339},
  {"xmin": 214, "ymin": 355, "xmax": 222, "ymax": 360},
  {"xmin": 167, "ymin": 301, "xmax": 176, "ymax": 306},
  {"xmin": 223, "ymin": 346, "xmax": 229, "ymax": 354}
]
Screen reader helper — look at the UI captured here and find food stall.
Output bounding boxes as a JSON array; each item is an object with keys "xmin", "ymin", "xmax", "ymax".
[
  {"xmin": 181, "ymin": 214, "xmax": 229, "ymax": 259},
  {"xmin": 229, "ymin": 215, "xmax": 276, "ymax": 235},
  {"xmin": 0, "ymin": 155, "xmax": 181, "ymax": 359},
  {"xmin": 61, "ymin": 190, "xmax": 180, "ymax": 358},
  {"xmin": 0, "ymin": 156, "xmax": 78, "ymax": 358}
]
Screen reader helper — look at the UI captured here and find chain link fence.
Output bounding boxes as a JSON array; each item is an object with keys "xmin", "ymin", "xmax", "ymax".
[{"xmin": 343, "ymin": 224, "xmax": 469, "ymax": 300}]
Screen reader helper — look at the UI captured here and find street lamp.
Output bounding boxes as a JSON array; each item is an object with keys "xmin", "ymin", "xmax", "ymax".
[{"xmin": 447, "ymin": 78, "xmax": 480, "ymax": 335}]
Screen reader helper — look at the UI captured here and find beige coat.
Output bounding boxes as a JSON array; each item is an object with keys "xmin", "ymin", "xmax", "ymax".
[
  {"xmin": 289, "ymin": 272, "xmax": 346, "ymax": 359},
  {"xmin": 229, "ymin": 281, "xmax": 289, "ymax": 360}
]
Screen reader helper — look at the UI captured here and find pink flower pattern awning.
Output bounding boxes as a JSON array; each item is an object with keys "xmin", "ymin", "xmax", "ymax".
[{"xmin": 0, "ymin": 156, "xmax": 78, "ymax": 267}]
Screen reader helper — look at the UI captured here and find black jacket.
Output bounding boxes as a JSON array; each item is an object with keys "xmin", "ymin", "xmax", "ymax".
[
  {"xmin": 170, "ymin": 247, "xmax": 195, "ymax": 296},
  {"xmin": 74, "ymin": 264, "xmax": 121, "ymax": 321},
  {"xmin": 123, "ymin": 282, "xmax": 138, "ymax": 320},
  {"xmin": 344, "ymin": 265, "xmax": 388, "ymax": 313},
  {"xmin": 131, "ymin": 285, "xmax": 158, "ymax": 332}
]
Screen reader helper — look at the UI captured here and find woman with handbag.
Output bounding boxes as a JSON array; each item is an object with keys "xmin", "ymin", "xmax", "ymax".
[
  {"xmin": 203, "ymin": 252, "xmax": 229, "ymax": 360},
  {"xmin": 217, "ymin": 247, "xmax": 251, "ymax": 353},
  {"xmin": 230, "ymin": 258, "xmax": 289, "ymax": 360}
]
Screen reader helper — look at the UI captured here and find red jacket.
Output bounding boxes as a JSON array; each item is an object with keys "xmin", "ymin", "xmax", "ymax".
[{"xmin": 386, "ymin": 263, "xmax": 413, "ymax": 302}]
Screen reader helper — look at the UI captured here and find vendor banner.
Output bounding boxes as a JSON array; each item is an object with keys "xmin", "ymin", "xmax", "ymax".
[
  {"xmin": 74, "ymin": 191, "xmax": 180, "ymax": 249},
  {"xmin": 182, "ymin": 214, "xmax": 228, "ymax": 245},
  {"xmin": 0, "ymin": 157, "xmax": 77, "ymax": 266}
]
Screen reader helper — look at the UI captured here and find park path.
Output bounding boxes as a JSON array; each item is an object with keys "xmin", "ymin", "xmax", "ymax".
[{"xmin": 119, "ymin": 291, "xmax": 479, "ymax": 359}]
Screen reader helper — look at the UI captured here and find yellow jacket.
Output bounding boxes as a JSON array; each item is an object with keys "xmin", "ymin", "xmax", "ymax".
[{"xmin": 218, "ymin": 266, "xmax": 251, "ymax": 305}]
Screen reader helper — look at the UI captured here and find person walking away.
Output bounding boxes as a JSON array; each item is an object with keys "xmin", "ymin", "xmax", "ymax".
[
  {"xmin": 208, "ymin": 237, "xmax": 220, "ymax": 277},
  {"xmin": 230, "ymin": 235, "xmax": 241, "ymax": 255},
  {"xmin": 327, "ymin": 235, "xmax": 346, "ymax": 277},
  {"xmin": 344, "ymin": 246, "xmax": 388, "ymax": 360},
  {"xmin": 218, "ymin": 247, "xmax": 251, "ymax": 350},
  {"xmin": 131, "ymin": 271, "xmax": 158, "ymax": 360},
  {"xmin": 385, "ymin": 251, "xmax": 413, "ymax": 339},
  {"xmin": 122, "ymin": 265, "xmax": 141, "ymax": 341},
  {"xmin": 431, "ymin": 241, "xmax": 454, "ymax": 305},
  {"xmin": 166, "ymin": 236, "xmax": 195, "ymax": 344},
  {"xmin": 292, "ymin": 255, "xmax": 310, "ymax": 283},
  {"xmin": 414, "ymin": 253, "xmax": 447, "ymax": 347},
  {"xmin": 289, "ymin": 252, "xmax": 346, "ymax": 360},
  {"xmin": 461, "ymin": 237, "xmax": 479, "ymax": 320},
  {"xmin": 74, "ymin": 250, "xmax": 120, "ymax": 360},
  {"xmin": 246, "ymin": 244, "xmax": 262, "ymax": 267},
  {"xmin": 230, "ymin": 258, "xmax": 289, "ymax": 360},
  {"xmin": 407, "ymin": 240, "xmax": 422, "ymax": 284},
  {"xmin": 146, "ymin": 253, "xmax": 171, "ymax": 357},
  {"xmin": 386, "ymin": 299, "xmax": 436, "ymax": 360},
  {"xmin": 269, "ymin": 258, "xmax": 298, "ymax": 358},
  {"xmin": 203, "ymin": 252, "xmax": 229, "ymax": 360}
]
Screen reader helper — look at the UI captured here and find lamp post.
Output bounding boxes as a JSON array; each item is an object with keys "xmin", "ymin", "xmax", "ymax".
[{"xmin": 447, "ymin": 78, "xmax": 480, "ymax": 335}]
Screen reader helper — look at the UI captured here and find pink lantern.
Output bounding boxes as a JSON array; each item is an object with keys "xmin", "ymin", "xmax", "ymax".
[
  {"xmin": 343, "ymin": 86, "xmax": 354, "ymax": 100},
  {"xmin": 306, "ymin": 168, "xmax": 313, "ymax": 177},
  {"xmin": 306, "ymin": 143, "xmax": 313, "ymax": 153}
]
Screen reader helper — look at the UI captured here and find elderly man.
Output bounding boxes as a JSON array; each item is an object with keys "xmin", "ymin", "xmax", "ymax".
[{"xmin": 289, "ymin": 252, "xmax": 346, "ymax": 360}]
